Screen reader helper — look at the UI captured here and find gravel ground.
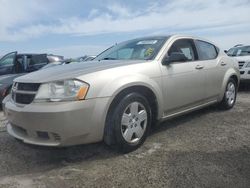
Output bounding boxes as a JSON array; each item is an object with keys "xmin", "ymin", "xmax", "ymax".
[
  {"xmin": 0, "ymin": 91, "xmax": 249, "ymax": 188},
  {"xmin": 0, "ymin": 111, "xmax": 7, "ymax": 132}
]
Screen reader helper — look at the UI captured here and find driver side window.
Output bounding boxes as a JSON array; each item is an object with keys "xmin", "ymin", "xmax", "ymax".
[
  {"xmin": 168, "ymin": 39, "xmax": 197, "ymax": 61},
  {"xmin": 0, "ymin": 52, "xmax": 16, "ymax": 67}
]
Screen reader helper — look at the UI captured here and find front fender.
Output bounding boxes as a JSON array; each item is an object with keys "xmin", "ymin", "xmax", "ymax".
[{"xmin": 99, "ymin": 74, "xmax": 164, "ymax": 120}]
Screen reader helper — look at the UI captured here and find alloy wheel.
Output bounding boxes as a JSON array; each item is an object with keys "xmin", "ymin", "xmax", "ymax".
[
  {"xmin": 121, "ymin": 102, "xmax": 147, "ymax": 144},
  {"xmin": 226, "ymin": 82, "xmax": 236, "ymax": 106}
]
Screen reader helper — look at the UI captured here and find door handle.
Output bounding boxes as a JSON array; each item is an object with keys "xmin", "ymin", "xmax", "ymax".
[
  {"xmin": 195, "ymin": 65, "xmax": 204, "ymax": 70},
  {"xmin": 221, "ymin": 62, "xmax": 227, "ymax": 66}
]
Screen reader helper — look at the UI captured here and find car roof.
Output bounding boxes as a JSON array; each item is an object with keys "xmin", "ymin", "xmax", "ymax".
[
  {"xmin": 17, "ymin": 53, "xmax": 46, "ymax": 55},
  {"xmin": 229, "ymin": 45, "xmax": 250, "ymax": 49},
  {"xmin": 119, "ymin": 35, "xmax": 217, "ymax": 46},
  {"xmin": 123, "ymin": 35, "xmax": 171, "ymax": 42}
]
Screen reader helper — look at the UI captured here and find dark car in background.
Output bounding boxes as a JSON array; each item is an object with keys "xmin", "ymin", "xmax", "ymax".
[{"xmin": 0, "ymin": 51, "xmax": 63, "ymax": 104}]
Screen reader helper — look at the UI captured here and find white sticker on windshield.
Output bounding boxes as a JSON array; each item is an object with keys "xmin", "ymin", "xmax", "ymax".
[{"xmin": 137, "ymin": 40, "xmax": 158, "ymax": 45}]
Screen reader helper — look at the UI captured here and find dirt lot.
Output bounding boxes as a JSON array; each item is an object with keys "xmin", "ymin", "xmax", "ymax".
[{"xmin": 0, "ymin": 90, "xmax": 249, "ymax": 188}]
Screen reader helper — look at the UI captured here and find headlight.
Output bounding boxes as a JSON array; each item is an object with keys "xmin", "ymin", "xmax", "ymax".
[
  {"xmin": 34, "ymin": 79, "xmax": 89, "ymax": 102},
  {"xmin": 246, "ymin": 62, "xmax": 250, "ymax": 67}
]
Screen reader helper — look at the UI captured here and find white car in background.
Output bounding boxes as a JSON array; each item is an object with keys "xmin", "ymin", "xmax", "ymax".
[{"xmin": 227, "ymin": 45, "xmax": 250, "ymax": 82}]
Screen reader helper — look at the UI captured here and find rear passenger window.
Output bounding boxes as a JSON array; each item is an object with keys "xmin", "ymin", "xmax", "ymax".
[{"xmin": 196, "ymin": 40, "xmax": 218, "ymax": 60}]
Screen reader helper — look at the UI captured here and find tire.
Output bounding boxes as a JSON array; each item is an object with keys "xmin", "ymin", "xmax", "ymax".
[
  {"xmin": 219, "ymin": 78, "xmax": 237, "ymax": 110},
  {"xmin": 104, "ymin": 92, "xmax": 152, "ymax": 153}
]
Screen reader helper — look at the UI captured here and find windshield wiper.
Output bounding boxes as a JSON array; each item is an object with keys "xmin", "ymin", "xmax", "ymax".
[{"xmin": 101, "ymin": 57, "xmax": 117, "ymax": 60}]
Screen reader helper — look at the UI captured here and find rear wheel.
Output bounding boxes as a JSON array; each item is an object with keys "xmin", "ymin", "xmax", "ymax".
[
  {"xmin": 219, "ymin": 78, "xmax": 237, "ymax": 110},
  {"xmin": 104, "ymin": 93, "xmax": 151, "ymax": 153}
]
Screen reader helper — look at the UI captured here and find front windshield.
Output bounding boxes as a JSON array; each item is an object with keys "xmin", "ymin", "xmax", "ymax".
[
  {"xmin": 95, "ymin": 37, "xmax": 168, "ymax": 61},
  {"xmin": 227, "ymin": 46, "xmax": 250, "ymax": 57}
]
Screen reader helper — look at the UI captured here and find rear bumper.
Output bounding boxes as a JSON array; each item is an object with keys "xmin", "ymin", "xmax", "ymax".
[{"xmin": 4, "ymin": 97, "xmax": 110, "ymax": 146}]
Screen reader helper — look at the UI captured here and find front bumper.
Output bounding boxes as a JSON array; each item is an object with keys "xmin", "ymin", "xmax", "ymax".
[{"xmin": 4, "ymin": 97, "xmax": 110, "ymax": 146}]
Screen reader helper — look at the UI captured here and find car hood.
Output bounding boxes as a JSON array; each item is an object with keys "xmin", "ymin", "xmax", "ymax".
[
  {"xmin": 234, "ymin": 56, "xmax": 250, "ymax": 61},
  {"xmin": 0, "ymin": 74, "xmax": 26, "ymax": 85},
  {"xmin": 15, "ymin": 60, "xmax": 147, "ymax": 83}
]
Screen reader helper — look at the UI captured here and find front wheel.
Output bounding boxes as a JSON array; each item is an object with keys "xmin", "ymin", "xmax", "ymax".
[
  {"xmin": 219, "ymin": 78, "xmax": 237, "ymax": 110},
  {"xmin": 104, "ymin": 93, "xmax": 151, "ymax": 153}
]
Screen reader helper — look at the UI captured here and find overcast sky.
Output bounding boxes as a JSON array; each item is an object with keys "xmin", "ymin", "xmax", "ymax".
[{"xmin": 0, "ymin": 0, "xmax": 250, "ymax": 58}]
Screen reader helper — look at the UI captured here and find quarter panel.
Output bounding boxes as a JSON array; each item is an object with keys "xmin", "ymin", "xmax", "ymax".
[
  {"xmin": 204, "ymin": 56, "xmax": 227, "ymax": 99},
  {"xmin": 219, "ymin": 66, "xmax": 240, "ymax": 101}
]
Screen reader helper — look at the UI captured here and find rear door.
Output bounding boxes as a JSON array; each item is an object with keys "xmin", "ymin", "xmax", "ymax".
[
  {"xmin": 0, "ymin": 52, "xmax": 17, "ymax": 75},
  {"xmin": 195, "ymin": 40, "xmax": 226, "ymax": 100}
]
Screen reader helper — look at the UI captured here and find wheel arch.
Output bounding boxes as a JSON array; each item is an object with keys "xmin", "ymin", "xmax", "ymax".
[
  {"xmin": 219, "ymin": 68, "xmax": 240, "ymax": 101},
  {"xmin": 230, "ymin": 75, "xmax": 239, "ymax": 87},
  {"xmin": 103, "ymin": 84, "xmax": 162, "ymax": 145}
]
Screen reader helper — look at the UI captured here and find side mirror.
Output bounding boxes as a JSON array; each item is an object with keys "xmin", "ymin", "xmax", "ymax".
[{"xmin": 162, "ymin": 52, "xmax": 188, "ymax": 65}]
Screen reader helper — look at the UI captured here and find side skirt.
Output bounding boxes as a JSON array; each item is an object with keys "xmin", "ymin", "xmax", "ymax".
[{"xmin": 160, "ymin": 100, "xmax": 218, "ymax": 121}]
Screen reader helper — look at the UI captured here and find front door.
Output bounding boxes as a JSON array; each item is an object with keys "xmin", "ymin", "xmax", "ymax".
[
  {"xmin": 0, "ymin": 52, "xmax": 17, "ymax": 75},
  {"xmin": 160, "ymin": 39, "xmax": 206, "ymax": 115}
]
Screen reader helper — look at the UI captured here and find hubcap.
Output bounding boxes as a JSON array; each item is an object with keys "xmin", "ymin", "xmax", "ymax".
[
  {"xmin": 226, "ymin": 82, "xmax": 236, "ymax": 106},
  {"xmin": 121, "ymin": 102, "xmax": 147, "ymax": 144}
]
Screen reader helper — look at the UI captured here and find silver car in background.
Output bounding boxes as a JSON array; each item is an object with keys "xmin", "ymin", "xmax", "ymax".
[
  {"xmin": 227, "ymin": 45, "xmax": 250, "ymax": 82},
  {"xmin": 3, "ymin": 35, "xmax": 240, "ymax": 152}
]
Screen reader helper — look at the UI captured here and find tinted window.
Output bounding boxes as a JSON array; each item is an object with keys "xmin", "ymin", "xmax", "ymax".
[
  {"xmin": 14, "ymin": 55, "xmax": 25, "ymax": 73},
  {"xmin": 0, "ymin": 52, "xmax": 16, "ymax": 67},
  {"xmin": 196, "ymin": 40, "xmax": 218, "ymax": 60},
  {"xmin": 168, "ymin": 39, "xmax": 197, "ymax": 61},
  {"xmin": 227, "ymin": 48, "xmax": 237, "ymax": 56},
  {"xmin": 29, "ymin": 54, "xmax": 48, "ymax": 66}
]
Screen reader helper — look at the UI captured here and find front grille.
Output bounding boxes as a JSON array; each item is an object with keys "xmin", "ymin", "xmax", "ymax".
[
  {"xmin": 12, "ymin": 82, "xmax": 40, "ymax": 105},
  {"xmin": 17, "ymin": 83, "xmax": 40, "ymax": 91},
  {"xmin": 238, "ymin": 61, "xmax": 245, "ymax": 69},
  {"xmin": 15, "ymin": 93, "xmax": 36, "ymax": 104}
]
